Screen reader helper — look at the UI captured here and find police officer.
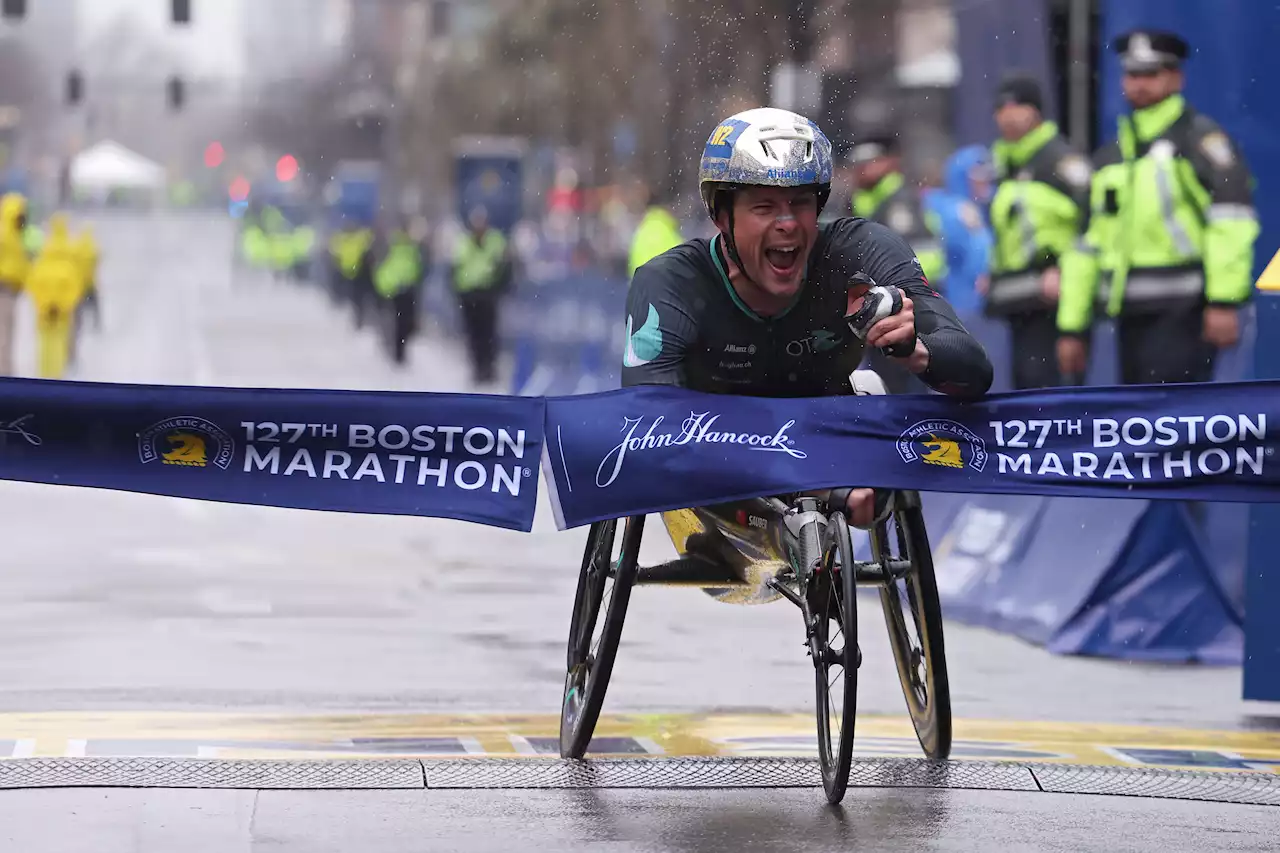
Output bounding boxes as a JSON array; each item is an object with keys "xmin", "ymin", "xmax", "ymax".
[
  {"xmin": 848, "ymin": 133, "xmax": 948, "ymax": 289},
  {"xmin": 451, "ymin": 206, "xmax": 511, "ymax": 387},
  {"xmin": 847, "ymin": 132, "xmax": 947, "ymax": 394},
  {"xmin": 374, "ymin": 216, "xmax": 429, "ymax": 366},
  {"xmin": 328, "ymin": 218, "xmax": 376, "ymax": 329},
  {"xmin": 1058, "ymin": 30, "xmax": 1258, "ymax": 386},
  {"xmin": 987, "ymin": 72, "xmax": 1093, "ymax": 388}
]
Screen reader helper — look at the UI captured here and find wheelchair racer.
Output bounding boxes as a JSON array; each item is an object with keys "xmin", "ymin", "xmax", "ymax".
[{"xmin": 621, "ymin": 108, "xmax": 995, "ymax": 527}]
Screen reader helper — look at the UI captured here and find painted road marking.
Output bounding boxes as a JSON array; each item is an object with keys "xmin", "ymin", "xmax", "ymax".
[{"xmin": 0, "ymin": 713, "xmax": 1272, "ymax": 773}]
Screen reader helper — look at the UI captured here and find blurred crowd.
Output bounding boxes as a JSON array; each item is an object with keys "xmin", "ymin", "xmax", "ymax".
[
  {"xmin": 227, "ymin": 28, "xmax": 1256, "ymax": 404},
  {"xmin": 503, "ymin": 28, "xmax": 1257, "ymax": 398},
  {"xmin": 234, "ymin": 198, "xmax": 517, "ymax": 390}
]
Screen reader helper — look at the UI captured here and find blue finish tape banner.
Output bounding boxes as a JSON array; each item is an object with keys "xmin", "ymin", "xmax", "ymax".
[
  {"xmin": 542, "ymin": 381, "xmax": 1280, "ymax": 530},
  {"xmin": 0, "ymin": 378, "xmax": 544, "ymax": 532}
]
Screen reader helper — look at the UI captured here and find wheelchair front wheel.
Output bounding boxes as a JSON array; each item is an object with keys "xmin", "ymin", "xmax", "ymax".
[
  {"xmin": 559, "ymin": 515, "xmax": 644, "ymax": 759},
  {"xmin": 812, "ymin": 511, "xmax": 859, "ymax": 805}
]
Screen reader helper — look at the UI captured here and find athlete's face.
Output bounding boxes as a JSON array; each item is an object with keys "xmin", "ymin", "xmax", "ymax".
[{"xmin": 720, "ymin": 185, "xmax": 819, "ymax": 301}]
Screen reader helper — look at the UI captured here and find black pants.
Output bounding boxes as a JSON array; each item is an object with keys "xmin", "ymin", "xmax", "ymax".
[
  {"xmin": 388, "ymin": 290, "xmax": 418, "ymax": 365},
  {"xmin": 1117, "ymin": 306, "xmax": 1218, "ymax": 535},
  {"xmin": 351, "ymin": 275, "xmax": 375, "ymax": 330},
  {"xmin": 1117, "ymin": 307, "xmax": 1217, "ymax": 385},
  {"xmin": 458, "ymin": 288, "xmax": 499, "ymax": 383},
  {"xmin": 1007, "ymin": 309, "xmax": 1064, "ymax": 390}
]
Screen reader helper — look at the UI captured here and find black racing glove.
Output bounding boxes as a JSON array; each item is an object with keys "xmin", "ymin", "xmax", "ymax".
[{"xmin": 845, "ymin": 278, "xmax": 917, "ymax": 359}]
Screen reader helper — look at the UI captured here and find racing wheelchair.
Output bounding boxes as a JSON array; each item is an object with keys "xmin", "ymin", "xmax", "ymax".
[{"xmin": 558, "ymin": 371, "xmax": 952, "ymax": 805}]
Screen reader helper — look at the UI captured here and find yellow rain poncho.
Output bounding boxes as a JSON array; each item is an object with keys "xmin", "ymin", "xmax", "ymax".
[
  {"xmin": 0, "ymin": 193, "xmax": 31, "ymax": 291},
  {"xmin": 25, "ymin": 214, "xmax": 87, "ymax": 378}
]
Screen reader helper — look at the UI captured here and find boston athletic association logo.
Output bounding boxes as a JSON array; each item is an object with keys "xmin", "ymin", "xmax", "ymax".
[
  {"xmin": 897, "ymin": 419, "xmax": 987, "ymax": 473},
  {"xmin": 138, "ymin": 416, "xmax": 235, "ymax": 470}
]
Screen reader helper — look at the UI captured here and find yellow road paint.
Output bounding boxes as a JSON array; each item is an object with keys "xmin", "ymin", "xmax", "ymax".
[{"xmin": 0, "ymin": 712, "xmax": 1276, "ymax": 773}]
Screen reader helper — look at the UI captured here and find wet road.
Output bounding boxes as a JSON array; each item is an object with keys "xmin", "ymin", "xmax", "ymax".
[
  {"xmin": 0, "ymin": 211, "xmax": 1266, "ymax": 731},
  {"xmin": 1, "ymin": 786, "xmax": 1275, "ymax": 853}
]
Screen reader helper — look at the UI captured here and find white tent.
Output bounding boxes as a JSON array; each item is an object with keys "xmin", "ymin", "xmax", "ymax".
[{"xmin": 69, "ymin": 140, "xmax": 167, "ymax": 191}]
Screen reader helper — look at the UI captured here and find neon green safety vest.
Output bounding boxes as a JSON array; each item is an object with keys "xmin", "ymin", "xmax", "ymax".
[
  {"xmin": 987, "ymin": 120, "xmax": 1091, "ymax": 315},
  {"xmin": 375, "ymin": 234, "xmax": 424, "ymax": 298},
  {"xmin": 854, "ymin": 171, "xmax": 948, "ymax": 287},
  {"xmin": 628, "ymin": 207, "xmax": 683, "ymax": 277},
  {"xmin": 1059, "ymin": 94, "xmax": 1258, "ymax": 333},
  {"xmin": 243, "ymin": 225, "xmax": 270, "ymax": 266},
  {"xmin": 452, "ymin": 229, "xmax": 507, "ymax": 293},
  {"xmin": 270, "ymin": 230, "xmax": 296, "ymax": 270},
  {"xmin": 293, "ymin": 226, "xmax": 315, "ymax": 261},
  {"xmin": 330, "ymin": 229, "xmax": 373, "ymax": 279}
]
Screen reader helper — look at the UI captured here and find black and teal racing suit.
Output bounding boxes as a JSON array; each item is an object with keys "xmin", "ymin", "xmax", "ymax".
[{"xmin": 622, "ymin": 217, "xmax": 993, "ymax": 400}]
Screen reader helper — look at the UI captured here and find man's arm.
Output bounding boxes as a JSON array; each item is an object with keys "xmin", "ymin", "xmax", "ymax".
[
  {"xmin": 835, "ymin": 219, "xmax": 994, "ymax": 399},
  {"xmin": 619, "ymin": 260, "xmax": 699, "ymax": 388},
  {"xmin": 1186, "ymin": 117, "xmax": 1259, "ymax": 308}
]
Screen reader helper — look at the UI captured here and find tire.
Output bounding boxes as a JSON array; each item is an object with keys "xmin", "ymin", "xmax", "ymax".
[
  {"xmin": 876, "ymin": 497, "xmax": 952, "ymax": 760},
  {"xmin": 813, "ymin": 512, "xmax": 859, "ymax": 805},
  {"xmin": 559, "ymin": 515, "xmax": 645, "ymax": 759}
]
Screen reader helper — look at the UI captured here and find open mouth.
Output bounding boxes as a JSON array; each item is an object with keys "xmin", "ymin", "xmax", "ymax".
[{"xmin": 765, "ymin": 246, "xmax": 800, "ymax": 276}]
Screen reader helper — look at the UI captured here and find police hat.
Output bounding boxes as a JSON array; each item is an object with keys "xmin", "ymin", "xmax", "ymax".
[
  {"xmin": 1112, "ymin": 29, "xmax": 1190, "ymax": 73},
  {"xmin": 846, "ymin": 132, "xmax": 900, "ymax": 165}
]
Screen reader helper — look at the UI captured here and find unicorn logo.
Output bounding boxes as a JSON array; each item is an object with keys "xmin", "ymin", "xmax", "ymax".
[
  {"xmin": 162, "ymin": 431, "xmax": 208, "ymax": 467},
  {"xmin": 920, "ymin": 433, "xmax": 964, "ymax": 469}
]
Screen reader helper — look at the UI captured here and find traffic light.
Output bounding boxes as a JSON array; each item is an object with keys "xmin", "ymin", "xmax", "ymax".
[
  {"xmin": 66, "ymin": 70, "xmax": 83, "ymax": 106},
  {"xmin": 228, "ymin": 176, "xmax": 251, "ymax": 203},
  {"xmin": 167, "ymin": 76, "xmax": 185, "ymax": 111},
  {"xmin": 275, "ymin": 154, "xmax": 299, "ymax": 182},
  {"xmin": 2, "ymin": 0, "xmax": 25, "ymax": 21},
  {"xmin": 204, "ymin": 141, "xmax": 224, "ymax": 168},
  {"xmin": 171, "ymin": 0, "xmax": 191, "ymax": 25}
]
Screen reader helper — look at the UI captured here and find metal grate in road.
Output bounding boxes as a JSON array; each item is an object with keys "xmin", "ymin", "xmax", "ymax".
[
  {"xmin": 0, "ymin": 757, "xmax": 424, "ymax": 789},
  {"xmin": 419, "ymin": 756, "xmax": 1040, "ymax": 791},
  {"xmin": 0, "ymin": 756, "xmax": 1276, "ymax": 807}
]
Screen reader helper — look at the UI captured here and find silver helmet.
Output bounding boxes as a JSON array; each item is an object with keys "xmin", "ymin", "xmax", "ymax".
[{"xmin": 698, "ymin": 107, "xmax": 834, "ymax": 221}]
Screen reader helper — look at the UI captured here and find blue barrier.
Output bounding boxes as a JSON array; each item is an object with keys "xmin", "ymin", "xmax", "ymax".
[
  {"xmin": 888, "ymin": 492, "xmax": 1243, "ymax": 664},
  {"xmin": 506, "ymin": 271, "xmax": 626, "ymax": 397},
  {"xmin": 1245, "ymin": 292, "xmax": 1280, "ymax": 700}
]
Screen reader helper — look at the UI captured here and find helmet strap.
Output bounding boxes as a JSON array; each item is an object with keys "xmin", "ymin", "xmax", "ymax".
[
  {"xmin": 711, "ymin": 192, "xmax": 757, "ymax": 289},
  {"xmin": 717, "ymin": 202, "xmax": 760, "ymax": 292}
]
